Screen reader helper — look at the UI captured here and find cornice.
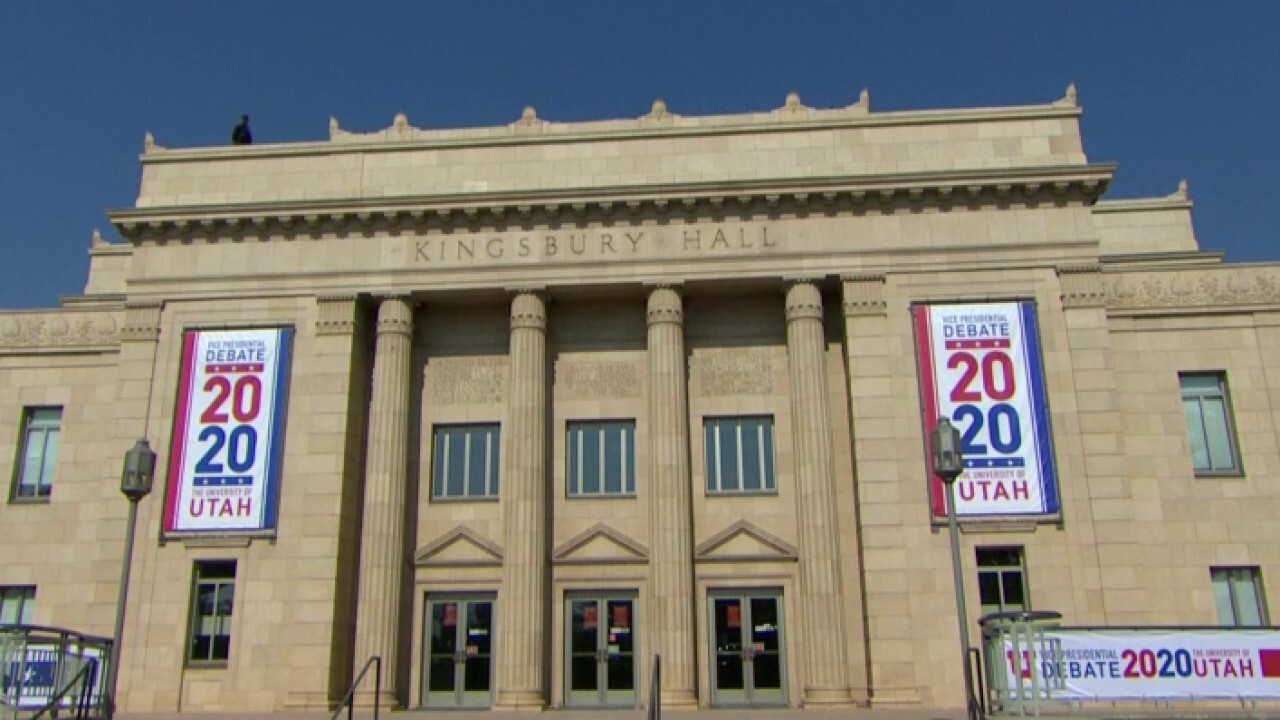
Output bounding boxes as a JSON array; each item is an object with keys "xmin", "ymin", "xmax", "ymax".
[
  {"xmin": 108, "ymin": 164, "xmax": 1114, "ymax": 243},
  {"xmin": 137, "ymin": 96, "xmax": 1082, "ymax": 165}
]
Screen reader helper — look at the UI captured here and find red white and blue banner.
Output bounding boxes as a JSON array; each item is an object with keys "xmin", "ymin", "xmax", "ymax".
[
  {"xmin": 913, "ymin": 302, "xmax": 1059, "ymax": 517},
  {"xmin": 1003, "ymin": 629, "xmax": 1280, "ymax": 699},
  {"xmin": 164, "ymin": 328, "xmax": 294, "ymax": 533}
]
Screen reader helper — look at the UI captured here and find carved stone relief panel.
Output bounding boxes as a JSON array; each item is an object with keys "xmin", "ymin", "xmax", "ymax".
[
  {"xmin": 555, "ymin": 360, "xmax": 641, "ymax": 399},
  {"xmin": 691, "ymin": 347, "xmax": 775, "ymax": 396},
  {"xmin": 0, "ymin": 311, "xmax": 120, "ymax": 351},
  {"xmin": 427, "ymin": 356, "xmax": 507, "ymax": 404}
]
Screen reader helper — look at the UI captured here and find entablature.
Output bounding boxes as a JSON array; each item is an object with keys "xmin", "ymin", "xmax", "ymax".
[{"xmin": 109, "ymin": 164, "xmax": 1114, "ymax": 244}]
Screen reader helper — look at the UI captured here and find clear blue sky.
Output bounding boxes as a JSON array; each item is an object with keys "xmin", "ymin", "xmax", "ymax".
[{"xmin": 1, "ymin": 2, "xmax": 1277, "ymax": 309}]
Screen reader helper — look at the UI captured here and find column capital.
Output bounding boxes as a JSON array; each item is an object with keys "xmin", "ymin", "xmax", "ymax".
[
  {"xmin": 841, "ymin": 274, "xmax": 887, "ymax": 317},
  {"xmin": 374, "ymin": 295, "xmax": 413, "ymax": 336},
  {"xmin": 316, "ymin": 294, "xmax": 360, "ymax": 336},
  {"xmin": 1057, "ymin": 264, "xmax": 1107, "ymax": 309},
  {"xmin": 646, "ymin": 285, "xmax": 684, "ymax": 326},
  {"xmin": 509, "ymin": 291, "xmax": 547, "ymax": 332},
  {"xmin": 784, "ymin": 280, "xmax": 824, "ymax": 323},
  {"xmin": 121, "ymin": 301, "xmax": 163, "ymax": 342}
]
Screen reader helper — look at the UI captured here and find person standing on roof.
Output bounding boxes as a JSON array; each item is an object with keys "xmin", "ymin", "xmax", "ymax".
[{"xmin": 231, "ymin": 115, "xmax": 252, "ymax": 145}]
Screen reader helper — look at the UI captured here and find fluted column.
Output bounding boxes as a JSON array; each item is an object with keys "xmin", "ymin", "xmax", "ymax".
[
  {"xmin": 495, "ymin": 291, "xmax": 549, "ymax": 710},
  {"xmin": 784, "ymin": 281, "xmax": 853, "ymax": 706},
  {"xmin": 354, "ymin": 295, "xmax": 414, "ymax": 705},
  {"xmin": 645, "ymin": 286, "xmax": 698, "ymax": 708}
]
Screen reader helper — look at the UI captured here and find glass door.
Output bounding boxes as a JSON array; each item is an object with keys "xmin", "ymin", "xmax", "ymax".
[
  {"xmin": 565, "ymin": 593, "xmax": 638, "ymax": 707},
  {"xmin": 422, "ymin": 595, "xmax": 494, "ymax": 708},
  {"xmin": 709, "ymin": 591, "xmax": 786, "ymax": 706}
]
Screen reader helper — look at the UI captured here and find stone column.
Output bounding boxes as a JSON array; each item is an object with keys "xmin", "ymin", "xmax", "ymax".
[
  {"xmin": 495, "ymin": 291, "xmax": 549, "ymax": 710},
  {"xmin": 645, "ymin": 286, "xmax": 698, "ymax": 708},
  {"xmin": 784, "ymin": 280, "xmax": 853, "ymax": 706},
  {"xmin": 354, "ymin": 295, "xmax": 414, "ymax": 705}
]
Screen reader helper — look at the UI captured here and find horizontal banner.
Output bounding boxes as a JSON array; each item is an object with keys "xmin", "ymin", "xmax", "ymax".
[{"xmin": 1004, "ymin": 629, "xmax": 1280, "ymax": 699}]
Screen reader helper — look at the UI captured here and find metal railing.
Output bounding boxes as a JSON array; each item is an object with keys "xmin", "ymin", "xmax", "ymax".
[
  {"xmin": 647, "ymin": 653, "xmax": 661, "ymax": 720},
  {"xmin": 1, "ymin": 624, "xmax": 112, "ymax": 720},
  {"xmin": 330, "ymin": 656, "xmax": 380, "ymax": 720}
]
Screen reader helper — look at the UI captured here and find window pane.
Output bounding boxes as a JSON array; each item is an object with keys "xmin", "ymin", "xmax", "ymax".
[
  {"xmin": 40, "ymin": 429, "xmax": 59, "ymax": 492},
  {"xmin": 1233, "ymin": 572, "xmax": 1265, "ymax": 626},
  {"xmin": 1002, "ymin": 571, "xmax": 1026, "ymax": 609},
  {"xmin": 718, "ymin": 423, "xmax": 739, "ymax": 491},
  {"xmin": 603, "ymin": 423, "xmax": 623, "ymax": 494},
  {"xmin": 1182, "ymin": 399, "xmax": 1210, "ymax": 471},
  {"xmin": 467, "ymin": 428, "xmax": 488, "ymax": 497},
  {"xmin": 1181, "ymin": 375, "xmax": 1221, "ymax": 393},
  {"xmin": 1212, "ymin": 572, "xmax": 1237, "ymax": 625},
  {"xmin": 740, "ymin": 419, "xmax": 761, "ymax": 490},
  {"xmin": 446, "ymin": 430, "xmax": 466, "ymax": 497},
  {"xmin": 568, "ymin": 426, "xmax": 580, "ymax": 494},
  {"xmin": 1202, "ymin": 398, "xmax": 1235, "ymax": 471},
  {"xmin": 705, "ymin": 423, "xmax": 718, "ymax": 491},
  {"xmin": 978, "ymin": 572, "xmax": 1001, "ymax": 609},
  {"xmin": 433, "ymin": 431, "xmax": 447, "ymax": 497},
  {"xmin": 624, "ymin": 423, "xmax": 635, "ymax": 493},
  {"xmin": 761, "ymin": 419, "xmax": 775, "ymax": 490},
  {"xmin": 581, "ymin": 425, "xmax": 601, "ymax": 494},
  {"xmin": 19, "ymin": 429, "xmax": 45, "ymax": 494},
  {"xmin": 489, "ymin": 428, "xmax": 500, "ymax": 495}
]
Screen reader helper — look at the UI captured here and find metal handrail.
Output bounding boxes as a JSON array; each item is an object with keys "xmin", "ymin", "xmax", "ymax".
[
  {"xmin": 330, "ymin": 655, "xmax": 381, "ymax": 720},
  {"xmin": 646, "ymin": 653, "xmax": 661, "ymax": 720},
  {"xmin": 32, "ymin": 658, "xmax": 97, "ymax": 720}
]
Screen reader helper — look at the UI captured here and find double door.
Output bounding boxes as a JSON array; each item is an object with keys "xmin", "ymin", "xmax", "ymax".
[
  {"xmin": 709, "ymin": 591, "xmax": 786, "ymax": 706},
  {"xmin": 422, "ymin": 595, "xmax": 494, "ymax": 708},
  {"xmin": 565, "ymin": 593, "xmax": 638, "ymax": 707}
]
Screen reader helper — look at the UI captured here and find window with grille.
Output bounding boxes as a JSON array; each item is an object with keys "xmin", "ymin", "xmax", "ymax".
[
  {"xmin": 431, "ymin": 424, "xmax": 501, "ymax": 500},
  {"xmin": 188, "ymin": 561, "xmax": 236, "ymax": 664},
  {"xmin": 567, "ymin": 420, "xmax": 636, "ymax": 496},
  {"xmin": 977, "ymin": 547, "xmax": 1029, "ymax": 616},
  {"xmin": 0, "ymin": 586, "xmax": 35, "ymax": 625},
  {"xmin": 1180, "ymin": 373, "xmax": 1242, "ymax": 475},
  {"xmin": 12, "ymin": 407, "xmax": 61, "ymax": 501},
  {"xmin": 1211, "ymin": 567, "xmax": 1268, "ymax": 627},
  {"xmin": 704, "ymin": 416, "xmax": 776, "ymax": 494}
]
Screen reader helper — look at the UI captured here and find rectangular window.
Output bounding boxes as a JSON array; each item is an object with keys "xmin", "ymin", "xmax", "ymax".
[
  {"xmin": 12, "ymin": 407, "xmax": 61, "ymax": 500},
  {"xmin": 567, "ymin": 420, "xmax": 636, "ymax": 496},
  {"xmin": 1180, "ymin": 372, "xmax": 1242, "ymax": 475},
  {"xmin": 704, "ymin": 416, "xmax": 776, "ymax": 494},
  {"xmin": 0, "ymin": 586, "xmax": 35, "ymax": 625},
  {"xmin": 187, "ymin": 561, "xmax": 236, "ymax": 664},
  {"xmin": 1212, "ymin": 567, "xmax": 1268, "ymax": 627},
  {"xmin": 977, "ymin": 547, "xmax": 1029, "ymax": 616},
  {"xmin": 431, "ymin": 424, "xmax": 500, "ymax": 500}
]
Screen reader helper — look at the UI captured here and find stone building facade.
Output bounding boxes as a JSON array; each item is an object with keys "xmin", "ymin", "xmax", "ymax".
[{"xmin": 2, "ymin": 87, "xmax": 1278, "ymax": 713}]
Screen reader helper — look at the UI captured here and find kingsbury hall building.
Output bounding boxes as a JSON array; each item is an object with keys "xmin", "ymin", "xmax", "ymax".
[{"xmin": 2, "ymin": 86, "xmax": 1278, "ymax": 714}]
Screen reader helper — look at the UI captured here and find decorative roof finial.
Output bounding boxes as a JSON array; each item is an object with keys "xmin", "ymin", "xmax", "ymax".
[
  {"xmin": 1176, "ymin": 179, "xmax": 1189, "ymax": 200},
  {"xmin": 393, "ymin": 112, "xmax": 409, "ymax": 133},
  {"xmin": 329, "ymin": 116, "xmax": 340, "ymax": 138},
  {"xmin": 650, "ymin": 98, "xmax": 669, "ymax": 118},
  {"xmin": 521, "ymin": 105, "xmax": 537, "ymax": 124},
  {"xmin": 784, "ymin": 91, "xmax": 802, "ymax": 111},
  {"xmin": 859, "ymin": 87, "xmax": 870, "ymax": 107},
  {"xmin": 1064, "ymin": 83, "xmax": 1078, "ymax": 107},
  {"xmin": 143, "ymin": 131, "xmax": 155, "ymax": 153},
  {"xmin": 91, "ymin": 228, "xmax": 106, "ymax": 248}
]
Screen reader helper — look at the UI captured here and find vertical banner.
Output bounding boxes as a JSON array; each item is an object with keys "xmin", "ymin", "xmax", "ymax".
[
  {"xmin": 164, "ymin": 327, "xmax": 294, "ymax": 533},
  {"xmin": 913, "ymin": 302, "xmax": 1058, "ymax": 517}
]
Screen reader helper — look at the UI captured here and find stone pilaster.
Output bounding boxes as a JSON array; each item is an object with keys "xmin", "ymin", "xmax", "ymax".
[
  {"xmin": 784, "ymin": 281, "xmax": 853, "ymax": 707},
  {"xmin": 354, "ymin": 295, "xmax": 414, "ymax": 705},
  {"xmin": 645, "ymin": 286, "xmax": 697, "ymax": 708},
  {"xmin": 495, "ymin": 291, "xmax": 549, "ymax": 710}
]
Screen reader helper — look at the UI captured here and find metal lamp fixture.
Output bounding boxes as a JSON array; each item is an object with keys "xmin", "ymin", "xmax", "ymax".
[
  {"xmin": 930, "ymin": 417, "xmax": 982, "ymax": 720},
  {"xmin": 120, "ymin": 438, "xmax": 156, "ymax": 500},
  {"xmin": 109, "ymin": 438, "xmax": 156, "ymax": 717}
]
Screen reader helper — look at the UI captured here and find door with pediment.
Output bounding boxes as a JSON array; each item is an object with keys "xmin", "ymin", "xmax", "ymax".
[{"xmin": 421, "ymin": 594, "xmax": 495, "ymax": 708}]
